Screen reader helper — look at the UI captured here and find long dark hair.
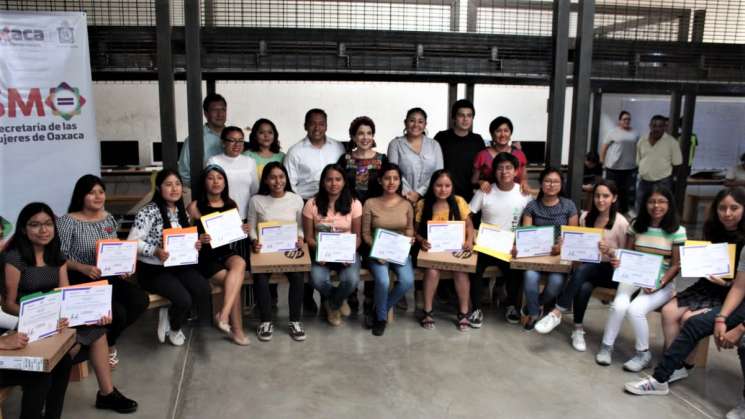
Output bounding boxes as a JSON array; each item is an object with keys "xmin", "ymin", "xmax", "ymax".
[
  {"xmin": 633, "ymin": 185, "xmax": 680, "ymax": 234},
  {"xmin": 376, "ymin": 162, "xmax": 404, "ymax": 196},
  {"xmin": 68, "ymin": 174, "xmax": 106, "ymax": 213},
  {"xmin": 195, "ymin": 165, "xmax": 237, "ymax": 214},
  {"xmin": 536, "ymin": 166, "xmax": 565, "ymax": 202},
  {"xmin": 584, "ymin": 179, "xmax": 618, "ymax": 230},
  {"xmin": 5, "ymin": 202, "xmax": 65, "ymax": 267},
  {"xmin": 314, "ymin": 164, "xmax": 354, "ymax": 217},
  {"xmin": 151, "ymin": 169, "xmax": 189, "ymax": 229},
  {"xmin": 247, "ymin": 118, "xmax": 281, "ymax": 153},
  {"xmin": 704, "ymin": 188, "xmax": 745, "ymax": 247},
  {"xmin": 417, "ymin": 169, "xmax": 462, "ymax": 238},
  {"xmin": 258, "ymin": 161, "xmax": 294, "ymax": 196}
]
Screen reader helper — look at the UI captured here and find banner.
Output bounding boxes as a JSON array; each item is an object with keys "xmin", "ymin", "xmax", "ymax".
[{"xmin": 1, "ymin": 12, "xmax": 99, "ymax": 234}]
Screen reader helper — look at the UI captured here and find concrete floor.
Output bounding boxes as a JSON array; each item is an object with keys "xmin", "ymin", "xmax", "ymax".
[{"xmin": 4, "ymin": 284, "xmax": 741, "ymax": 419}]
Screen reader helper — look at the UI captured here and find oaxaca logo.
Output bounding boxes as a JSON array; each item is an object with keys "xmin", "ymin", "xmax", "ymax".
[
  {"xmin": 0, "ymin": 26, "xmax": 45, "ymax": 44},
  {"xmin": 0, "ymin": 82, "xmax": 87, "ymax": 121}
]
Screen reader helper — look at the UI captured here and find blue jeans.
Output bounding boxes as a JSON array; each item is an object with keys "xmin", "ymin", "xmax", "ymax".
[
  {"xmin": 367, "ymin": 256, "xmax": 415, "ymax": 321},
  {"xmin": 556, "ymin": 262, "xmax": 616, "ymax": 324},
  {"xmin": 310, "ymin": 258, "xmax": 361, "ymax": 310},
  {"xmin": 523, "ymin": 270, "xmax": 566, "ymax": 316}
]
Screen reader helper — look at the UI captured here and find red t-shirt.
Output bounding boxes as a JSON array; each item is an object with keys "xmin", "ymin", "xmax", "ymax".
[{"xmin": 473, "ymin": 147, "xmax": 527, "ymax": 184}]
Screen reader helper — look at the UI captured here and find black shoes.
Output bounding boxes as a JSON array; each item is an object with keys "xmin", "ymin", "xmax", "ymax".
[
  {"xmin": 372, "ymin": 320, "xmax": 387, "ymax": 336},
  {"xmin": 95, "ymin": 387, "xmax": 138, "ymax": 414}
]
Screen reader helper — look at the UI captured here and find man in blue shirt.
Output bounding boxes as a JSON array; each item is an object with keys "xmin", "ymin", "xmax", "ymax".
[{"xmin": 177, "ymin": 93, "xmax": 228, "ymax": 185}]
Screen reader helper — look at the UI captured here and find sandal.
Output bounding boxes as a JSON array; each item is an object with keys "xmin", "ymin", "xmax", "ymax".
[
  {"xmin": 456, "ymin": 312, "xmax": 470, "ymax": 332},
  {"xmin": 420, "ymin": 310, "xmax": 435, "ymax": 330},
  {"xmin": 108, "ymin": 348, "xmax": 119, "ymax": 369}
]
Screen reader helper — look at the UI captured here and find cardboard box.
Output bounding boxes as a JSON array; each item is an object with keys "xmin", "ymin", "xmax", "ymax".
[
  {"xmin": 250, "ymin": 243, "xmax": 312, "ymax": 274},
  {"xmin": 0, "ymin": 328, "xmax": 76, "ymax": 372},
  {"xmin": 417, "ymin": 249, "xmax": 477, "ymax": 273},
  {"xmin": 510, "ymin": 254, "xmax": 572, "ymax": 273}
]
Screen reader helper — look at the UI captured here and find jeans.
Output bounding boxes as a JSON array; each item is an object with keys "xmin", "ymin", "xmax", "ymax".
[
  {"xmin": 0, "ymin": 354, "xmax": 72, "ymax": 419},
  {"xmin": 556, "ymin": 262, "xmax": 617, "ymax": 324},
  {"xmin": 636, "ymin": 175, "xmax": 673, "ymax": 213},
  {"xmin": 367, "ymin": 256, "xmax": 415, "ymax": 321},
  {"xmin": 469, "ymin": 254, "xmax": 520, "ymax": 310},
  {"xmin": 253, "ymin": 272, "xmax": 304, "ymax": 322},
  {"xmin": 138, "ymin": 262, "xmax": 212, "ymax": 331},
  {"xmin": 523, "ymin": 270, "xmax": 566, "ymax": 316},
  {"xmin": 604, "ymin": 168, "xmax": 637, "ymax": 214},
  {"xmin": 653, "ymin": 302, "xmax": 745, "ymax": 385},
  {"xmin": 310, "ymin": 257, "xmax": 361, "ymax": 310}
]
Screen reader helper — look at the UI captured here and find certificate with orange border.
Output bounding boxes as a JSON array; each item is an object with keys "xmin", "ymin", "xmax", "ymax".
[
  {"xmin": 162, "ymin": 227, "xmax": 199, "ymax": 267},
  {"xmin": 95, "ymin": 239, "xmax": 137, "ymax": 277}
]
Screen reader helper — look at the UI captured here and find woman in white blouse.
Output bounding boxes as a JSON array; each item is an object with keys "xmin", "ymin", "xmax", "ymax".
[{"xmin": 205, "ymin": 126, "xmax": 259, "ymax": 220}]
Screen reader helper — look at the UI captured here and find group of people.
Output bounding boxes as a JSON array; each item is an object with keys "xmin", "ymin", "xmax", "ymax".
[{"xmin": 2, "ymin": 94, "xmax": 745, "ymax": 419}]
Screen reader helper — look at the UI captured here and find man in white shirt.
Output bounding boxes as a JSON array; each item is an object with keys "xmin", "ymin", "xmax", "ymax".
[
  {"xmin": 283, "ymin": 109, "xmax": 346, "ymax": 200},
  {"xmin": 178, "ymin": 94, "xmax": 228, "ymax": 186}
]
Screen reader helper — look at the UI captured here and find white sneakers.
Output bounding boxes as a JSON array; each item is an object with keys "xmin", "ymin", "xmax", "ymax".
[
  {"xmin": 534, "ymin": 311, "xmax": 562, "ymax": 334},
  {"xmin": 167, "ymin": 330, "xmax": 186, "ymax": 346},
  {"xmin": 668, "ymin": 367, "xmax": 689, "ymax": 383},
  {"xmin": 623, "ymin": 350, "xmax": 653, "ymax": 372},
  {"xmin": 596, "ymin": 344, "xmax": 613, "ymax": 366},
  {"xmin": 570, "ymin": 330, "xmax": 586, "ymax": 352},
  {"xmin": 727, "ymin": 398, "xmax": 745, "ymax": 419},
  {"xmin": 624, "ymin": 376, "xmax": 669, "ymax": 396},
  {"xmin": 157, "ymin": 307, "xmax": 170, "ymax": 343}
]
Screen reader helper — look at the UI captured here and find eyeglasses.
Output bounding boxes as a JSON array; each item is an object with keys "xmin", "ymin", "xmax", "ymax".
[
  {"xmin": 542, "ymin": 179, "xmax": 561, "ymax": 185},
  {"xmin": 223, "ymin": 138, "xmax": 244, "ymax": 144},
  {"xmin": 647, "ymin": 199, "xmax": 669, "ymax": 206},
  {"xmin": 27, "ymin": 221, "xmax": 54, "ymax": 230}
]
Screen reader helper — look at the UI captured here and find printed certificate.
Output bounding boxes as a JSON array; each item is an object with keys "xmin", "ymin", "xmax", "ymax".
[
  {"xmin": 316, "ymin": 232, "xmax": 356, "ymax": 264},
  {"xmin": 259, "ymin": 222, "xmax": 298, "ymax": 253},
  {"xmin": 59, "ymin": 283, "xmax": 112, "ymax": 327},
  {"xmin": 96, "ymin": 239, "xmax": 137, "ymax": 277},
  {"xmin": 18, "ymin": 291, "xmax": 62, "ymax": 343},
  {"xmin": 473, "ymin": 223, "xmax": 514, "ymax": 262},
  {"xmin": 163, "ymin": 227, "xmax": 199, "ymax": 267},
  {"xmin": 683, "ymin": 240, "xmax": 737, "ymax": 279},
  {"xmin": 515, "ymin": 226, "xmax": 555, "ymax": 258},
  {"xmin": 200, "ymin": 208, "xmax": 247, "ymax": 249},
  {"xmin": 560, "ymin": 226, "xmax": 603, "ymax": 263},
  {"xmin": 426, "ymin": 221, "xmax": 465, "ymax": 252},
  {"xmin": 681, "ymin": 242, "xmax": 731, "ymax": 278},
  {"xmin": 612, "ymin": 249, "xmax": 664, "ymax": 288},
  {"xmin": 369, "ymin": 229, "xmax": 412, "ymax": 265}
]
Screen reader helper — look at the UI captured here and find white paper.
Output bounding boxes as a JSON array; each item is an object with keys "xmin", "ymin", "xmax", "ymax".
[
  {"xmin": 370, "ymin": 229, "xmax": 412, "ymax": 265},
  {"xmin": 260, "ymin": 223, "xmax": 298, "ymax": 253},
  {"xmin": 316, "ymin": 232, "xmax": 357, "ymax": 264},
  {"xmin": 202, "ymin": 209, "xmax": 247, "ymax": 249},
  {"xmin": 681, "ymin": 243, "xmax": 731, "ymax": 278},
  {"xmin": 163, "ymin": 231, "xmax": 199, "ymax": 267},
  {"xmin": 18, "ymin": 292, "xmax": 62, "ymax": 343},
  {"xmin": 561, "ymin": 231, "xmax": 602, "ymax": 263},
  {"xmin": 475, "ymin": 225, "xmax": 514, "ymax": 255},
  {"xmin": 0, "ymin": 356, "xmax": 44, "ymax": 372},
  {"xmin": 96, "ymin": 241, "xmax": 137, "ymax": 277},
  {"xmin": 427, "ymin": 222, "xmax": 465, "ymax": 252},
  {"xmin": 612, "ymin": 249, "xmax": 663, "ymax": 288},
  {"xmin": 60, "ymin": 285, "xmax": 112, "ymax": 327},
  {"xmin": 515, "ymin": 226, "xmax": 555, "ymax": 257}
]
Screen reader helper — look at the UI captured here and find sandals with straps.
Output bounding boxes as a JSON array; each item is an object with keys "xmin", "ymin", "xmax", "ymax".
[
  {"xmin": 456, "ymin": 312, "xmax": 470, "ymax": 332},
  {"xmin": 420, "ymin": 310, "xmax": 435, "ymax": 330}
]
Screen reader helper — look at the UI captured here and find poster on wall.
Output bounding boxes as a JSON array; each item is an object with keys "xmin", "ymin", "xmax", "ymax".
[{"xmin": 0, "ymin": 11, "xmax": 99, "ymax": 235}]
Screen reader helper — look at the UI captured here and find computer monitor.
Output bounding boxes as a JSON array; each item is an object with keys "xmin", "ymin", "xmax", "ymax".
[
  {"xmin": 151, "ymin": 142, "xmax": 184, "ymax": 165},
  {"xmin": 519, "ymin": 141, "xmax": 546, "ymax": 166},
  {"xmin": 100, "ymin": 141, "xmax": 140, "ymax": 167}
]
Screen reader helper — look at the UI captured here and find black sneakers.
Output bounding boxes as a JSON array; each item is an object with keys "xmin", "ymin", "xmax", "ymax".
[
  {"xmin": 95, "ymin": 387, "xmax": 138, "ymax": 414},
  {"xmin": 372, "ymin": 320, "xmax": 387, "ymax": 336}
]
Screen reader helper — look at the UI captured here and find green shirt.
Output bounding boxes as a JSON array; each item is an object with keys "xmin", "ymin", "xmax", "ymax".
[{"xmin": 243, "ymin": 151, "xmax": 285, "ymax": 180}]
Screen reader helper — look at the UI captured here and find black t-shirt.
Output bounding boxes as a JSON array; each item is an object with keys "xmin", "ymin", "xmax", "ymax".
[{"xmin": 434, "ymin": 129, "xmax": 485, "ymax": 202}]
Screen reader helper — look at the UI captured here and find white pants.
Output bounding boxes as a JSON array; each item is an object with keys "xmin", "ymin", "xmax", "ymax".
[{"xmin": 601, "ymin": 281, "xmax": 675, "ymax": 351}]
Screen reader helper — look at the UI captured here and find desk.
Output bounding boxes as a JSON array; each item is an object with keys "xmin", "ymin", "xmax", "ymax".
[{"xmin": 683, "ymin": 183, "xmax": 725, "ymax": 223}]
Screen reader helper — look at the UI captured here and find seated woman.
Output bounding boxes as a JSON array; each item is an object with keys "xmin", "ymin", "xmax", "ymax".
[
  {"xmin": 247, "ymin": 162, "xmax": 307, "ymax": 342},
  {"xmin": 518, "ymin": 167, "xmax": 579, "ymax": 330},
  {"xmin": 534, "ymin": 180, "xmax": 629, "ymax": 352},
  {"xmin": 361, "ymin": 162, "xmax": 415, "ymax": 336},
  {"xmin": 415, "ymin": 169, "xmax": 475, "ymax": 331},
  {"xmin": 4, "ymin": 202, "xmax": 137, "ymax": 414},
  {"xmin": 186, "ymin": 165, "xmax": 250, "ymax": 346},
  {"xmin": 302, "ymin": 164, "xmax": 362, "ymax": 327},
  {"xmin": 658, "ymin": 187, "xmax": 745, "ymax": 381},
  {"xmin": 597, "ymin": 186, "xmax": 686, "ymax": 371},
  {"xmin": 128, "ymin": 169, "xmax": 212, "ymax": 346},
  {"xmin": 468, "ymin": 152, "xmax": 531, "ymax": 327},
  {"xmin": 57, "ymin": 174, "xmax": 150, "ymax": 367}
]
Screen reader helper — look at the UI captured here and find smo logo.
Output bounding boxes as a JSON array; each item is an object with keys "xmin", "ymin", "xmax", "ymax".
[
  {"xmin": 1, "ymin": 82, "xmax": 87, "ymax": 121},
  {"xmin": 0, "ymin": 26, "xmax": 45, "ymax": 44}
]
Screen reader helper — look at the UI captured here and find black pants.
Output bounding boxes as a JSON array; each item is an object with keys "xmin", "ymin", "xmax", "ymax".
[
  {"xmin": 0, "ymin": 354, "xmax": 72, "ymax": 419},
  {"xmin": 68, "ymin": 271, "xmax": 149, "ymax": 347},
  {"xmin": 469, "ymin": 255, "xmax": 520, "ymax": 310},
  {"xmin": 604, "ymin": 168, "xmax": 637, "ymax": 214},
  {"xmin": 137, "ymin": 262, "xmax": 211, "ymax": 331},
  {"xmin": 556, "ymin": 262, "xmax": 617, "ymax": 324},
  {"xmin": 253, "ymin": 272, "xmax": 304, "ymax": 322},
  {"xmin": 652, "ymin": 302, "xmax": 745, "ymax": 393}
]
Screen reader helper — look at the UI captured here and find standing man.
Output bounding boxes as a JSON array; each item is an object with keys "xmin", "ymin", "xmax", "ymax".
[
  {"xmin": 177, "ymin": 93, "xmax": 228, "ymax": 186},
  {"xmin": 635, "ymin": 114, "xmax": 683, "ymax": 212},
  {"xmin": 284, "ymin": 108, "xmax": 346, "ymax": 314},
  {"xmin": 434, "ymin": 99, "xmax": 485, "ymax": 203}
]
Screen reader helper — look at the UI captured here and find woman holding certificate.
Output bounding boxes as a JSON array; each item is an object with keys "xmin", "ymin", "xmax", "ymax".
[
  {"xmin": 247, "ymin": 162, "xmax": 307, "ymax": 341},
  {"xmin": 128, "ymin": 169, "xmax": 212, "ymax": 347},
  {"xmin": 187, "ymin": 165, "xmax": 250, "ymax": 346},
  {"xmin": 302, "ymin": 164, "xmax": 363, "ymax": 327},
  {"xmin": 415, "ymin": 169, "xmax": 475, "ymax": 331},
  {"xmin": 4, "ymin": 203, "xmax": 138, "ymax": 414},
  {"xmin": 596, "ymin": 186, "xmax": 686, "ymax": 371},
  {"xmin": 58, "ymin": 174, "xmax": 149, "ymax": 367},
  {"xmin": 519, "ymin": 167, "xmax": 579, "ymax": 330},
  {"xmin": 534, "ymin": 179, "xmax": 629, "ymax": 352},
  {"xmin": 362, "ymin": 162, "xmax": 415, "ymax": 336}
]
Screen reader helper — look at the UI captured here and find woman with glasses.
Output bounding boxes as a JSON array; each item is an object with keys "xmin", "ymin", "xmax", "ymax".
[{"xmin": 206, "ymin": 126, "xmax": 259, "ymax": 221}]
